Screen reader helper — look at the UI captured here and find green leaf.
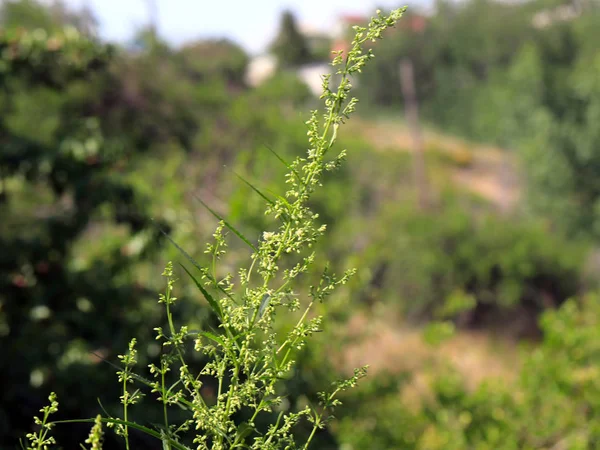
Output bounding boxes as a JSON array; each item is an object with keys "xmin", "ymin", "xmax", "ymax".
[
  {"xmin": 264, "ymin": 144, "xmax": 303, "ymax": 184},
  {"xmin": 52, "ymin": 418, "xmax": 192, "ymax": 450},
  {"xmin": 180, "ymin": 263, "xmax": 223, "ymax": 320},
  {"xmin": 198, "ymin": 330, "xmax": 227, "ymax": 348},
  {"xmin": 91, "ymin": 351, "xmax": 156, "ymax": 388},
  {"xmin": 194, "ymin": 195, "xmax": 258, "ymax": 252},
  {"xmin": 155, "ymin": 223, "xmax": 205, "ymax": 273},
  {"xmin": 235, "ymin": 421, "xmax": 255, "ymax": 443},
  {"xmin": 96, "ymin": 398, "xmax": 114, "ymax": 420},
  {"xmin": 234, "ymin": 171, "xmax": 275, "ymax": 205},
  {"xmin": 258, "ymin": 293, "xmax": 270, "ymax": 321},
  {"xmin": 155, "ymin": 224, "xmax": 232, "ymax": 298}
]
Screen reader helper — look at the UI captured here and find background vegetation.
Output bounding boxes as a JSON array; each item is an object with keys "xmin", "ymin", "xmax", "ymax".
[{"xmin": 3, "ymin": 0, "xmax": 600, "ymax": 448}]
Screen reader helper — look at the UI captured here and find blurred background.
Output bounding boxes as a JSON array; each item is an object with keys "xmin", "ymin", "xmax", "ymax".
[{"xmin": 2, "ymin": 0, "xmax": 600, "ymax": 448}]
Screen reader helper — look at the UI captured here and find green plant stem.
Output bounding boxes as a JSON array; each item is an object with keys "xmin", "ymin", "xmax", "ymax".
[
  {"xmin": 166, "ymin": 282, "xmax": 208, "ymax": 411},
  {"xmin": 162, "ymin": 359, "xmax": 170, "ymax": 438},
  {"xmin": 212, "ymin": 240, "xmax": 220, "ymax": 284},
  {"xmin": 302, "ymin": 388, "xmax": 341, "ymax": 450},
  {"xmin": 123, "ymin": 376, "xmax": 130, "ymax": 450},
  {"xmin": 217, "ymin": 354, "xmax": 224, "ymax": 403},
  {"xmin": 277, "ymin": 301, "xmax": 314, "ymax": 357},
  {"xmin": 303, "ymin": 423, "xmax": 319, "ymax": 450}
]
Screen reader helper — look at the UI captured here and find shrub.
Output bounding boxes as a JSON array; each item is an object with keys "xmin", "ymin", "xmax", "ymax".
[
  {"xmin": 332, "ymin": 293, "xmax": 600, "ymax": 449},
  {"xmin": 355, "ymin": 199, "xmax": 586, "ymax": 331}
]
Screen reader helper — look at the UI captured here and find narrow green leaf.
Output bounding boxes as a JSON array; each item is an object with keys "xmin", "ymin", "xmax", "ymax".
[
  {"xmin": 233, "ymin": 171, "xmax": 274, "ymax": 205},
  {"xmin": 198, "ymin": 330, "xmax": 227, "ymax": 348},
  {"xmin": 234, "ymin": 421, "xmax": 255, "ymax": 446},
  {"xmin": 260, "ymin": 191, "xmax": 293, "ymax": 220},
  {"xmin": 155, "ymin": 223, "xmax": 204, "ymax": 273},
  {"xmin": 166, "ymin": 378, "xmax": 183, "ymax": 395},
  {"xmin": 197, "ymin": 330, "xmax": 241, "ymax": 361},
  {"xmin": 273, "ymin": 193, "xmax": 293, "ymax": 210},
  {"xmin": 264, "ymin": 144, "xmax": 303, "ymax": 184},
  {"xmin": 52, "ymin": 418, "xmax": 192, "ymax": 450},
  {"xmin": 96, "ymin": 398, "xmax": 113, "ymax": 419},
  {"xmin": 258, "ymin": 293, "xmax": 270, "ymax": 321},
  {"xmin": 91, "ymin": 351, "xmax": 156, "ymax": 388},
  {"xmin": 99, "ymin": 370, "xmax": 192, "ymax": 413},
  {"xmin": 180, "ymin": 263, "xmax": 223, "ymax": 320},
  {"xmin": 153, "ymin": 221, "xmax": 233, "ymax": 300},
  {"xmin": 194, "ymin": 195, "xmax": 258, "ymax": 252}
]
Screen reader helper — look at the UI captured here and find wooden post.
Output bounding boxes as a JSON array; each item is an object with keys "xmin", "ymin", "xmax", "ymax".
[{"xmin": 400, "ymin": 59, "xmax": 430, "ymax": 210}]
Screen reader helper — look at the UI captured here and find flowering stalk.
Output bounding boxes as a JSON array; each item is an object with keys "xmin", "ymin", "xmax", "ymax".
[{"xmin": 31, "ymin": 8, "xmax": 406, "ymax": 450}]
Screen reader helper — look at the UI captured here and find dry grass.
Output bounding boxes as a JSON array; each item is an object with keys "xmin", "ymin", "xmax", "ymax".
[
  {"xmin": 353, "ymin": 117, "xmax": 521, "ymax": 212},
  {"xmin": 341, "ymin": 313, "xmax": 520, "ymax": 391}
]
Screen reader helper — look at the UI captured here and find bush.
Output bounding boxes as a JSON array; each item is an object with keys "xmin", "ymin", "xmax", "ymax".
[
  {"xmin": 332, "ymin": 293, "xmax": 600, "ymax": 449},
  {"xmin": 355, "ymin": 199, "xmax": 586, "ymax": 331}
]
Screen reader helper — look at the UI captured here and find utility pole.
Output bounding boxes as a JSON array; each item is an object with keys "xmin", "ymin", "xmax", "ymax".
[{"xmin": 399, "ymin": 58, "xmax": 430, "ymax": 210}]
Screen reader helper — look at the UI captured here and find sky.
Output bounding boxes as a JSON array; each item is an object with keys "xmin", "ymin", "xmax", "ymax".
[{"xmin": 61, "ymin": 0, "xmax": 423, "ymax": 54}]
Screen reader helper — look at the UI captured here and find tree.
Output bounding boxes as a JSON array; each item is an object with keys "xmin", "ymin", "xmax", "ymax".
[
  {"xmin": 270, "ymin": 10, "xmax": 312, "ymax": 68},
  {"xmin": 0, "ymin": 21, "xmax": 180, "ymax": 448},
  {"xmin": 498, "ymin": 13, "xmax": 600, "ymax": 241},
  {"xmin": 179, "ymin": 38, "xmax": 249, "ymax": 87},
  {"xmin": 0, "ymin": 0, "xmax": 98, "ymax": 36}
]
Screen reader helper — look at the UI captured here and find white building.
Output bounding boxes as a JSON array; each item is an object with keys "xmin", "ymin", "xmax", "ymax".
[{"xmin": 245, "ymin": 54, "xmax": 278, "ymax": 88}]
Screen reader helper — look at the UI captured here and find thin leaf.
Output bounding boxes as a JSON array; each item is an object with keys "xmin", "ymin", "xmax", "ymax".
[
  {"xmin": 273, "ymin": 193, "xmax": 294, "ymax": 211},
  {"xmin": 154, "ymin": 222, "xmax": 204, "ymax": 273},
  {"xmin": 52, "ymin": 418, "xmax": 192, "ymax": 450},
  {"xmin": 189, "ymin": 324, "xmax": 243, "ymax": 359},
  {"xmin": 264, "ymin": 144, "xmax": 303, "ymax": 184},
  {"xmin": 176, "ymin": 271, "xmax": 240, "ymax": 354},
  {"xmin": 233, "ymin": 171, "xmax": 274, "ymax": 205},
  {"xmin": 258, "ymin": 293, "xmax": 270, "ymax": 321},
  {"xmin": 180, "ymin": 263, "xmax": 223, "ymax": 319},
  {"xmin": 198, "ymin": 330, "xmax": 227, "ymax": 348},
  {"xmin": 197, "ymin": 330, "xmax": 241, "ymax": 361},
  {"xmin": 97, "ymin": 366, "xmax": 194, "ymax": 413},
  {"xmin": 233, "ymin": 421, "xmax": 255, "ymax": 447},
  {"xmin": 167, "ymin": 378, "xmax": 183, "ymax": 395},
  {"xmin": 194, "ymin": 195, "xmax": 257, "ymax": 252},
  {"xmin": 96, "ymin": 398, "xmax": 113, "ymax": 419},
  {"xmin": 91, "ymin": 351, "xmax": 156, "ymax": 388},
  {"xmin": 154, "ymin": 220, "xmax": 233, "ymax": 299}
]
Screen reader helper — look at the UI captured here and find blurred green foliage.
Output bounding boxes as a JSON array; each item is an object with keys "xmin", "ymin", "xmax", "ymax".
[
  {"xmin": 359, "ymin": 0, "xmax": 600, "ymax": 239},
  {"xmin": 332, "ymin": 294, "xmax": 600, "ymax": 449},
  {"xmin": 0, "ymin": 21, "xmax": 186, "ymax": 448},
  {"xmin": 355, "ymin": 201, "xmax": 586, "ymax": 328}
]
